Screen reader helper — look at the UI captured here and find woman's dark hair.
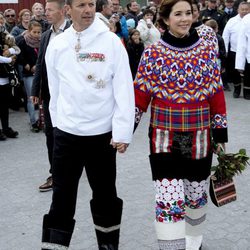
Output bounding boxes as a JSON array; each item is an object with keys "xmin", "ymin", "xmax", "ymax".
[
  {"xmin": 142, "ymin": 8, "xmax": 155, "ymax": 17},
  {"xmin": 28, "ymin": 20, "xmax": 42, "ymax": 31},
  {"xmin": 192, "ymin": 0, "xmax": 200, "ymax": 11},
  {"xmin": 158, "ymin": 0, "xmax": 193, "ymax": 30}
]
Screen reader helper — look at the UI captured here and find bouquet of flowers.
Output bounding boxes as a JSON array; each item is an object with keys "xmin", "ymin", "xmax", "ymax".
[{"xmin": 210, "ymin": 148, "xmax": 249, "ymax": 207}]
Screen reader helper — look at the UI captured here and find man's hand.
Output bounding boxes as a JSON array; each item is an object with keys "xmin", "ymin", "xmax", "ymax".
[{"xmin": 110, "ymin": 139, "xmax": 129, "ymax": 153}]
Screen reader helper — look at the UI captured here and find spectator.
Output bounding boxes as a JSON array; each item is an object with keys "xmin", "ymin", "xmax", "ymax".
[
  {"xmin": 220, "ymin": 0, "xmax": 238, "ymax": 31},
  {"xmin": 136, "ymin": 8, "xmax": 161, "ymax": 47},
  {"xmin": 205, "ymin": 19, "xmax": 226, "ymax": 72},
  {"xmin": 31, "ymin": 2, "xmax": 49, "ymax": 32},
  {"xmin": 0, "ymin": 14, "xmax": 19, "ymax": 140},
  {"xmin": 31, "ymin": 0, "xmax": 71, "ymax": 192},
  {"xmin": 11, "ymin": 9, "xmax": 32, "ymax": 38},
  {"xmin": 126, "ymin": 29, "xmax": 144, "ymax": 79},
  {"xmin": 200, "ymin": 0, "xmax": 224, "ymax": 33},
  {"xmin": 235, "ymin": 12, "xmax": 250, "ymax": 99},
  {"xmin": 17, "ymin": 21, "xmax": 42, "ymax": 132},
  {"xmin": 125, "ymin": 0, "xmax": 139, "ymax": 27},
  {"xmin": 96, "ymin": 0, "xmax": 114, "ymax": 28},
  {"xmin": 192, "ymin": 0, "xmax": 219, "ymax": 55},
  {"xmin": 223, "ymin": 1, "xmax": 250, "ymax": 98},
  {"xmin": 112, "ymin": 0, "xmax": 129, "ymax": 41},
  {"xmin": 3, "ymin": 9, "xmax": 16, "ymax": 33}
]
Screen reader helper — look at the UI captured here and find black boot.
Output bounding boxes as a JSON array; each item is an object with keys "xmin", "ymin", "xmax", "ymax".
[
  {"xmin": 233, "ymin": 84, "xmax": 241, "ymax": 98},
  {"xmin": 41, "ymin": 214, "xmax": 75, "ymax": 250},
  {"xmin": 243, "ymin": 87, "xmax": 250, "ymax": 100},
  {"xmin": 90, "ymin": 198, "xmax": 123, "ymax": 250}
]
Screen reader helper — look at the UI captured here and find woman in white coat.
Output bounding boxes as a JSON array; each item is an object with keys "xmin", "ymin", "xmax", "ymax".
[{"xmin": 136, "ymin": 8, "xmax": 161, "ymax": 47}]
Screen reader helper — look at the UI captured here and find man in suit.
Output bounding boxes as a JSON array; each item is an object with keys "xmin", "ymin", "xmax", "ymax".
[{"xmin": 31, "ymin": 0, "xmax": 71, "ymax": 192}]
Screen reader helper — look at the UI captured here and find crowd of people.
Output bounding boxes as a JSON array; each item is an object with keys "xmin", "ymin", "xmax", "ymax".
[{"xmin": 0, "ymin": 0, "xmax": 250, "ymax": 249}]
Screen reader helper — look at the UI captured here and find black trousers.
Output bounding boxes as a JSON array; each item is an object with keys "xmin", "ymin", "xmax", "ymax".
[
  {"xmin": 48, "ymin": 128, "xmax": 118, "ymax": 228},
  {"xmin": 42, "ymin": 100, "xmax": 54, "ymax": 174},
  {"xmin": 243, "ymin": 62, "xmax": 250, "ymax": 96},
  {"xmin": 0, "ymin": 84, "xmax": 11, "ymax": 130},
  {"xmin": 226, "ymin": 51, "xmax": 241, "ymax": 85}
]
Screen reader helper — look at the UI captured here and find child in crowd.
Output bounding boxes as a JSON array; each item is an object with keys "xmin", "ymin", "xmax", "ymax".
[
  {"xmin": 126, "ymin": 29, "xmax": 144, "ymax": 79},
  {"xmin": 17, "ymin": 20, "xmax": 42, "ymax": 132},
  {"xmin": 204, "ymin": 18, "xmax": 228, "ymax": 90}
]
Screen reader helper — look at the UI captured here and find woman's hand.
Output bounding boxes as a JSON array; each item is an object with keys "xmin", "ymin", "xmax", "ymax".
[
  {"xmin": 110, "ymin": 139, "xmax": 129, "ymax": 153},
  {"xmin": 214, "ymin": 143, "xmax": 225, "ymax": 155}
]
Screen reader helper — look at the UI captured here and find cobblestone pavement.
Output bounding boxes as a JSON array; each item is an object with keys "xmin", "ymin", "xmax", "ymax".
[{"xmin": 0, "ymin": 88, "xmax": 250, "ymax": 250}]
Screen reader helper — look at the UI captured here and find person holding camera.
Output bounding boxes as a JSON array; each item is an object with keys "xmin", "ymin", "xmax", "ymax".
[
  {"xmin": 136, "ymin": 8, "xmax": 161, "ymax": 47},
  {"xmin": 0, "ymin": 14, "xmax": 19, "ymax": 140}
]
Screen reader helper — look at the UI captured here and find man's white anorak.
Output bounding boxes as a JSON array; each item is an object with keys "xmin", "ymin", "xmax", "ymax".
[{"xmin": 45, "ymin": 17, "xmax": 135, "ymax": 143}]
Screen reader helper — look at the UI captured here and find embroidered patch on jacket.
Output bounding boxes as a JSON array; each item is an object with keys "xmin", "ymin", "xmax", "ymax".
[
  {"xmin": 211, "ymin": 114, "xmax": 227, "ymax": 128},
  {"xmin": 171, "ymin": 132, "xmax": 193, "ymax": 158},
  {"xmin": 78, "ymin": 53, "xmax": 105, "ymax": 62}
]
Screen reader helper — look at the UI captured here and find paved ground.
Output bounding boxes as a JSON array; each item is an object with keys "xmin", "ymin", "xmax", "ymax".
[{"xmin": 1, "ymin": 87, "xmax": 250, "ymax": 250}]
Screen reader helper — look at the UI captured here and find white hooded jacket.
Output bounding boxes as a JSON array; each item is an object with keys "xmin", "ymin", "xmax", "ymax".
[{"xmin": 45, "ymin": 17, "xmax": 135, "ymax": 143}]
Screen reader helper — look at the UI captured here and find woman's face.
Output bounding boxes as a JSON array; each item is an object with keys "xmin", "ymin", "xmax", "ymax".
[
  {"xmin": 131, "ymin": 31, "xmax": 140, "ymax": 44},
  {"xmin": 164, "ymin": 0, "xmax": 193, "ymax": 38},
  {"xmin": 22, "ymin": 12, "xmax": 31, "ymax": 23},
  {"xmin": 29, "ymin": 26, "xmax": 42, "ymax": 39},
  {"xmin": 192, "ymin": 4, "xmax": 199, "ymax": 23}
]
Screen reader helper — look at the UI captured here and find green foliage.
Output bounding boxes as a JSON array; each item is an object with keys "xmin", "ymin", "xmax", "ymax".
[{"xmin": 211, "ymin": 149, "xmax": 249, "ymax": 180}]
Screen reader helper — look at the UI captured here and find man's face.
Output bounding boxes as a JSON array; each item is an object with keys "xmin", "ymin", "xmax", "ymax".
[
  {"xmin": 112, "ymin": 0, "xmax": 120, "ymax": 13},
  {"xmin": 225, "ymin": 0, "xmax": 234, "ymax": 9},
  {"xmin": 67, "ymin": 0, "xmax": 96, "ymax": 31},
  {"xmin": 103, "ymin": 0, "xmax": 113, "ymax": 18},
  {"xmin": 238, "ymin": 3, "xmax": 250, "ymax": 18},
  {"xmin": 4, "ymin": 10, "xmax": 16, "ymax": 24},
  {"xmin": 207, "ymin": 0, "xmax": 217, "ymax": 9},
  {"xmin": 45, "ymin": 2, "xmax": 65, "ymax": 25}
]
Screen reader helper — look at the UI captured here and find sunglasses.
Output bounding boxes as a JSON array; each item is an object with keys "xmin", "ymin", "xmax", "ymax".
[{"xmin": 5, "ymin": 15, "xmax": 15, "ymax": 17}]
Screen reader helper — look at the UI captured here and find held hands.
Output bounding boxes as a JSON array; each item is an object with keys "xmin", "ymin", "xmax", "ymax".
[{"xmin": 110, "ymin": 139, "xmax": 129, "ymax": 153}]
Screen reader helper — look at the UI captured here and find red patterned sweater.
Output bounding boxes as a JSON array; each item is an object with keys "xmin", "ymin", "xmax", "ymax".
[{"xmin": 134, "ymin": 29, "xmax": 228, "ymax": 158}]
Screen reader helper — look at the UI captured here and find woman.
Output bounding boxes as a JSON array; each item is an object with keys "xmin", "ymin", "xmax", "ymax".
[
  {"xmin": 134, "ymin": 0, "xmax": 228, "ymax": 249},
  {"xmin": 0, "ymin": 13, "xmax": 19, "ymax": 140},
  {"xmin": 136, "ymin": 8, "xmax": 161, "ymax": 47},
  {"xmin": 31, "ymin": 2, "xmax": 49, "ymax": 33},
  {"xmin": 191, "ymin": 0, "xmax": 218, "ymax": 54},
  {"xmin": 11, "ymin": 9, "xmax": 32, "ymax": 38},
  {"xmin": 17, "ymin": 21, "xmax": 41, "ymax": 132}
]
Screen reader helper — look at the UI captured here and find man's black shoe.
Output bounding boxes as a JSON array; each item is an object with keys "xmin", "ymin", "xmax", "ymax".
[{"xmin": 3, "ymin": 127, "xmax": 18, "ymax": 138}]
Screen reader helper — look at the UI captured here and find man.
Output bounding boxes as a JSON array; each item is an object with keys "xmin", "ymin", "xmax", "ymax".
[
  {"xmin": 236, "ymin": 11, "xmax": 250, "ymax": 100},
  {"xmin": 31, "ymin": 0, "xmax": 70, "ymax": 192},
  {"xmin": 41, "ymin": 0, "xmax": 134, "ymax": 249},
  {"xmin": 125, "ymin": 0, "xmax": 139, "ymax": 27},
  {"xmin": 112, "ymin": 0, "xmax": 129, "ymax": 41},
  {"xmin": 3, "ymin": 9, "xmax": 16, "ymax": 33},
  {"xmin": 221, "ymin": 0, "xmax": 238, "ymax": 31},
  {"xmin": 96, "ymin": 0, "xmax": 114, "ymax": 27},
  {"xmin": 223, "ymin": 2, "xmax": 250, "ymax": 98},
  {"xmin": 200, "ymin": 0, "xmax": 224, "ymax": 34}
]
